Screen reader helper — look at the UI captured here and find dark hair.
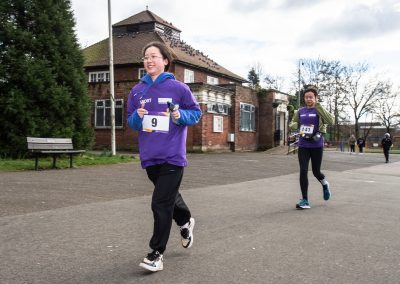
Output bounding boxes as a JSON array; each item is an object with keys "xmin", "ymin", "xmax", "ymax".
[
  {"xmin": 303, "ymin": 84, "xmax": 318, "ymax": 97},
  {"xmin": 142, "ymin": 41, "xmax": 172, "ymax": 71}
]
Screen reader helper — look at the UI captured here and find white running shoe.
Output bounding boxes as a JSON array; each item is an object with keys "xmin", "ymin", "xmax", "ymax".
[
  {"xmin": 139, "ymin": 251, "xmax": 163, "ymax": 272},
  {"xmin": 180, "ymin": 217, "xmax": 195, "ymax": 248}
]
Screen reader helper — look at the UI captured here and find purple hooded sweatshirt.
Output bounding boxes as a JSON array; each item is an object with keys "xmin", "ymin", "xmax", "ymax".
[
  {"xmin": 127, "ymin": 72, "xmax": 202, "ymax": 168},
  {"xmin": 298, "ymin": 107, "xmax": 324, "ymax": 148}
]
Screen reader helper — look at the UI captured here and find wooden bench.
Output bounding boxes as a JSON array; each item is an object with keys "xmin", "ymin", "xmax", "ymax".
[{"xmin": 27, "ymin": 137, "xmax": 85, "ymax": 170}]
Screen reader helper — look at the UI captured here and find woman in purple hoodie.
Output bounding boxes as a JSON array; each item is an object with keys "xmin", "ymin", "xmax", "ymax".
[{"xmin": 127, "ymin": 42, "xmax": 202, "ymax": 272}]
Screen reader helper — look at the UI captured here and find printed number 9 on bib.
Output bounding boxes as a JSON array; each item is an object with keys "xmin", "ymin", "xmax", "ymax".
[
  {"xmin": 143, "ymin": 114, "xmax": 170, "ymax": 133},
  {"xmin": 151, "ymin": 118, "xmax": 157, "ymax": 127}
]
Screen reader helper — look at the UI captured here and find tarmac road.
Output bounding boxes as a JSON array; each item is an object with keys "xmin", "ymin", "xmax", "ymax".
[
  {"xmin": 1, "ymin": 151, "xmax": 399, "ymax": 283},
  {"xmin": 0, "ymin": 151, "xmax": 394, "ymax": 217}
]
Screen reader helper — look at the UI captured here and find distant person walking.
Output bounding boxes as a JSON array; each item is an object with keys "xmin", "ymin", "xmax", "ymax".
[
  {"xmin": 289, "ymin": 85, "xmax": 334, "ymax": 210},
  {"xmin": 357, "ymin": 137, "xmax": 365, "ymax": 154},
  {"xmin": 381, "ymin": 133, "xmax": 393, "ymax": 163},
  {"xmin": 348, "ymin": 134, "xmax": 356, "ymax": 154},
  {"xmin": 339, "ymin": 138, "xmax": 345, "ymax": 152},
  {"xmin": 127, "ymin": 42, "xmax": 202, "ymax": 272}
]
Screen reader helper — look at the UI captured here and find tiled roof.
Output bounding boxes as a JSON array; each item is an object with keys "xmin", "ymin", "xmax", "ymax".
[
  {"xmin": 83, "ymin": 31, "xmax": 246, "ymax": 82},
  {"xmin": 83, "ymin": 32, "xmax": 156, "ymax": 67},
  {"xmin": 113, "ymin": 10, "xmax": 181, "ymax": 32}
]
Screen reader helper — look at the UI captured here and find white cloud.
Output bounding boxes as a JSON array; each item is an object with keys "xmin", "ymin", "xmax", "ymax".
[
  {"xmin": 300, "ymin": 0, "xmax": 400, "ymax": 44},
  {"xmin": 71, "ymin": 0, "xmax": 400, "ymax": 92}
]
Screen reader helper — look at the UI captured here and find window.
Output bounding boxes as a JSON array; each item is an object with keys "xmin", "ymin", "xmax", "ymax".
[
  {"xmin": 95, "ymin": 99, "xmax": 124, "ymax": 128},
  {"xmin": 138, "ymin": 68, "xmax": 147, "ymax": 79},
  {"xmin": 88, "ymin": 71, "xmax": 110, "ymax": 82},
  {"xmin": 240, "ymin": 103, "xmax": 256, "ymax": 131},
  {"xmin": 207, "ymin": 76, "xmax": 219, "ymax": 85},
  {"xmin": 207, "ymin": 103, "xmax": 230, "ymax": 115},
  {"xmin": 213, "ymin": 115, "xmax": 223, "ymax": 133},
  {"xmin": 184, "ymin": 69, "xmax": 194, "ymax": 83}
]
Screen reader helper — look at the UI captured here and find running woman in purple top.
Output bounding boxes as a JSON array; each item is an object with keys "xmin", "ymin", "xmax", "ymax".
[
  {"xmin": 127, "ymin": 42, "xmax": 202, "ymax": 272},
  {"xmin": 289, "ymin": 85, "xmax": 334, "ymax": 209}
]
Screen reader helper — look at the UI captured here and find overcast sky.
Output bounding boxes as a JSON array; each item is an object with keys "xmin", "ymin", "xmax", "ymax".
[{"xmin": 70, "ymin": 0, "xmax": 400, "ymax": 92}]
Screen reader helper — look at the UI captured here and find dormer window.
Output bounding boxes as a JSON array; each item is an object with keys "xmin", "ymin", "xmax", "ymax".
[
  {"xmin": 164, "ymin": 27, "xmax": 172, "ymax": 36},
  {"xmin": 89, "ymin": 71, "xmax": 110, "ymax": 83},
  {"xmin": 154, "ymin": 23, "xmax": 180, "ymax": 39},
  {"xmin": 184, "ymin": 69, "xmax": 194, "ymax": 83},
  {"xmin": 207, "ymin": 76, "xmax": 219, "ymax": 85},
  {"xmin": 155, "ymin": 23, "xmax": 164, "ymax": 33}
]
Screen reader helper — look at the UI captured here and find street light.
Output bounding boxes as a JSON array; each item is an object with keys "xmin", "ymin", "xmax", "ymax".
[
  {"xmin": 298, "ymin": 59, "xmax": 302, "ymax": 108},
  {"xmin": 108, "ymin": 0, "xmax": 116, "ymax": 155}
]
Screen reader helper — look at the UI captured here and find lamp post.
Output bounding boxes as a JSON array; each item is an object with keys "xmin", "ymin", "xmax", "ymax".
[
  {"xmin": 108, "ymin": 0, "xmax": 116, "ymax": 155},
  {"xmin": 298, "ymin": 59, "xmax": 301, "ymax": 108}
]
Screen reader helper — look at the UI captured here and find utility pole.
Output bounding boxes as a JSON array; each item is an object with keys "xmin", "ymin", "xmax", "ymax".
[
  {"xmin": 108, "ymin": 0, "xmax": 116, "ymax": 155},
  {"xmin": 298, "ymin": 59, "xmax": 301, "ymax": 108}
]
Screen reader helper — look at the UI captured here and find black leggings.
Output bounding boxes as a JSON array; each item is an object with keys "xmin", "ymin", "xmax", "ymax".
[
  {"xmin": 298, "ymin": 147, "xmax": 325, "ymax": 200},
  {"xmin": 146, "ymin": 163, "xmax": 191, "ymax": 253}
]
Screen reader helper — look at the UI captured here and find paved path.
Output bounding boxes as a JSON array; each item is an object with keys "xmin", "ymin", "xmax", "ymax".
[{"xmin": 1, "ymin": 151, "xmax": 399, "ymax": 283}]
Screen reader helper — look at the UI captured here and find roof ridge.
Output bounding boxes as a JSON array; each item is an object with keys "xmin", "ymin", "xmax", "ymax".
[
  {"xmin": 147, "ymin": 10, "xmax": 158, "ymax": 22},
  {"xmin": 113, "ymin": 9, "xmax": 181, "ymax": 31}
]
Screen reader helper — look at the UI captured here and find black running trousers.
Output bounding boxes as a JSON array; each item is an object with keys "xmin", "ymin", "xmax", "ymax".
[
  {"xmin": 298, "ymin": 147, "xmax": 325, "ymax": 200},
  {"xmin": 383, "ymin": 148, "xmax": 390, "ymax": 162},
  {"xmin": 145, "ymin": 163, "xmax": 191, "ymax": 253}
]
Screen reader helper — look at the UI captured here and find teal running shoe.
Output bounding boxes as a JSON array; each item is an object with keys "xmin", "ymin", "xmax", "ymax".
[
  {"xmin": 296, "ymin": 199, "xmax": 310, "ymax": 209},
  {"xmin": 323, "ymin": 181, "xmax": 331, "ymax": 201}
]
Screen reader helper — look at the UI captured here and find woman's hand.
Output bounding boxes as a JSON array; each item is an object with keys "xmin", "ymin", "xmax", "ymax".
[
  {"xmin": 137, "ymin": 103, "xmax": 147, "ymax": 118},
  {"xmin": 171, "ymin": 109, "xmax": 181, "ymax": 120}
]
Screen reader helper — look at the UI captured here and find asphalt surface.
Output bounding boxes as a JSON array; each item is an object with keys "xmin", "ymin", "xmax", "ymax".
[{"xmin": 1, "ymin": 150, "xmax": 400, "ymax": 283}]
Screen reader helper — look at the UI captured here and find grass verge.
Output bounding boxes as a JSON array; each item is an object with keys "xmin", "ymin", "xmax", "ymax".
[{"xmin": 0, "ymin": 152, "xmax": 138, "ymax": 171}]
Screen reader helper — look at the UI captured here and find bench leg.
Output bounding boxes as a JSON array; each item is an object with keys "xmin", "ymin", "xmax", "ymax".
[
  {"xmin": 35, "ymin": 155, "xmax": 39, "ymax": 171},
  {"xmin": 69, "ymin": 154, "xmax": 73, "ymax": 168},
  {"xmin": 52, "ymin": 154, "xmax": 57, "ymax": 168}
]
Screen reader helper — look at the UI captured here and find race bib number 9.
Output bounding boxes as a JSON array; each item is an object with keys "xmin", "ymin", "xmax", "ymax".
[
  {"xmin": 142, "ymin": 112, "xmax": 170, "ymax": 133},
  {"xmin": 300, "ymin": 124, "xmax": 314, "ymax": 134}
]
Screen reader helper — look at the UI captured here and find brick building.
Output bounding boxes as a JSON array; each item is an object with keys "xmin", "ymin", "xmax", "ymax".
[{"xmin": 82, "ymin": 9, "xmax": 290, "ymax": 152}]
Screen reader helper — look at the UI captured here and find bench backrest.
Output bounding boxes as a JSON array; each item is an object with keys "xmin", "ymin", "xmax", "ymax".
[{"xmin": 27, "ymin": 137, "xmax": 74, "ymax": 151}]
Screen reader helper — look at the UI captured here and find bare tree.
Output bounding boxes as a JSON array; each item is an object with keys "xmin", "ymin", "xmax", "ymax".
[
  {"xmin": 253, "ymin": 61, "xmax": 264, "ymax": 83},
  {"xmin": 315, "ymin": 60, "xmax": 348, "ymax": 142},
  {"xmin": 294, "ymin": 58, "xmax": 348, "ymax": 141},
  {"xmin": 373, "ymin": 83, "xmax": 400, "ymax": 133},
  {"xmin": 342, "ymin": 62, "xmax": 383, "ymax": 139},
  {"xmin": 264, "ymin": 73, "xmax": 285, "ymax": 90}
]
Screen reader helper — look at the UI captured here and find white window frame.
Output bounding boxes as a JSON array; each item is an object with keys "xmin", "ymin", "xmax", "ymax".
[
  {"xmin": 213, "ymin": 115, "xmax": 223, "ymax": 133},
  {"xmin": 207, "ymin": 103, "xmax": 230, "ymax": 115},
  {"xmin": 138, "ymin": 68, "xmax": 147, "ymax": 79},
  {"xmin": 207, "ymin": 76, "xmax": 219, "ymax": 85},
  {"xmin": 95, "ymin": 99, "xmax": 124, "ymax": 129},
  {"xmin": 184, "ymin": 69, "xmax": 194, "ymax": 83},
  {"xmin": 240, "ymin": 103, "xmax": 256, "ymax": 132},
  {"xmin": 88, "ymin": 71, "xmax": 110, "ymax": 83}
]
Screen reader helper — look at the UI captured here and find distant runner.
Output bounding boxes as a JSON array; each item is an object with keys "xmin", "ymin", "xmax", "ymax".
[
  {"xmin": 289, "ymin": 85, "xmax": 334, "ymax": 209},
  {"xmin": 381, "ymin": 133, "xmax": 393, "ymax": 163}
]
